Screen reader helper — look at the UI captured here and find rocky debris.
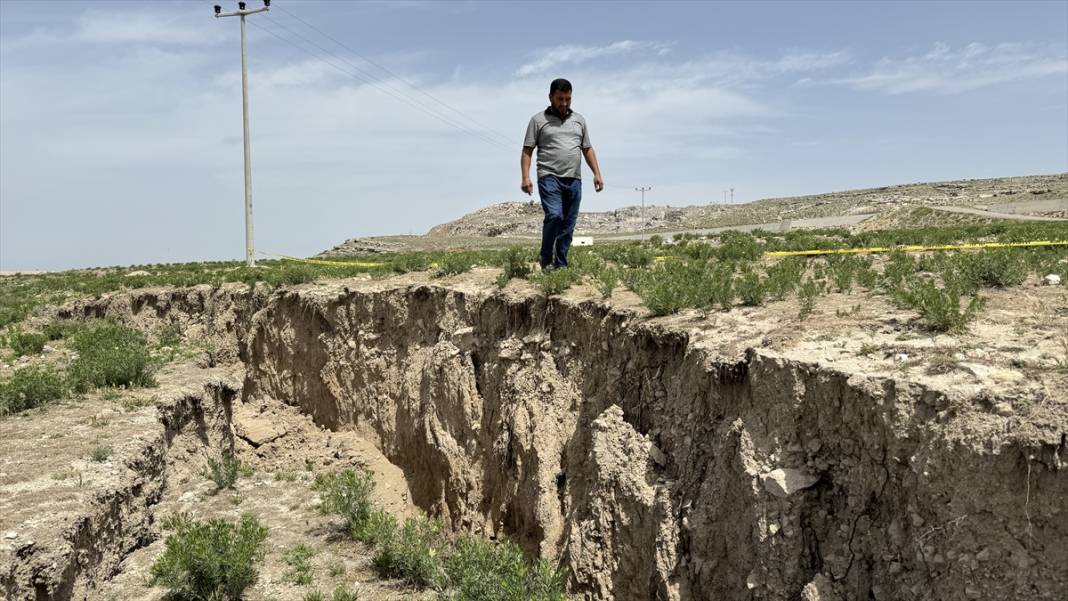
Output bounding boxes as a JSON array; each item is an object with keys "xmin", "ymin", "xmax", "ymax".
[
  {"xmin": 233, "ymin": 406, "xmax": 287, "ymax": 447},
  {"xmin": 762, "ymin": 468, "xmax": 820, "ymax": 498},
  {"xmin": 801, "ymin": 574, "xmax": 840, "ymax": 601},
  {"xmin": 315, "ymin": 236, "xmax": 408, "ymax": 258},
  {"xmin": 124, "ymin": 270, "xmax": 150, "ymax": 277},
  {"xmin": 1044, "ymin": 274, "xmax": 1061, "ymax": 286}
]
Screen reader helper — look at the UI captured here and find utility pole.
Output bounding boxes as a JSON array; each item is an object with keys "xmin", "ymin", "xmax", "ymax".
[
  {"xmin": 635, "ymin": 187, "xmax": 651, "ymax": 242},
  {"xmin": 214, "ymin": 1, "xmax": 270, "ymax": 267},
  {"xmin": 730, "ymin": 187, "xmax": 734, "ymax": 203},
  {"xmin": 723, "ymin": 189, "xmax": 727, "ymax": 204}
]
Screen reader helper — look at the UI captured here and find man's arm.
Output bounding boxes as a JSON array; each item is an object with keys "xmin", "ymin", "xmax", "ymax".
[
  {"xmin": 582, "ymin": 147, "xmax": 604, "ymax": 192},
  {"xmin": 521, "ymin": 147, "xmax": 534, "ymax": 195}
]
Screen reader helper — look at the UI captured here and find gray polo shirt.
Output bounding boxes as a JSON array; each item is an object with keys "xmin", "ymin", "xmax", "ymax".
[{"xmin": 523, "ymin": 108, "xmax": 592, "ymax": 180}]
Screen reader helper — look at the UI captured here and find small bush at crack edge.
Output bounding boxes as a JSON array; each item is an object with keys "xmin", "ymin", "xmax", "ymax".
[{"xmin": 150, "ymin": 513, "xmax": 268, "ymax": 601}]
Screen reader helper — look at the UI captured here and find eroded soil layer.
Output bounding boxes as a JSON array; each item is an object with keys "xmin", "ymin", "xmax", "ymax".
[
  {"xmin": 0, "ymin": 369, "xmax": 238, "ymax": 600},
  {"xmin": 3, "ymin": 275, "xmax": 1066, "ymax": 601},
  {"xmin": 241, "ymin": 281, "xmax": 1067, "ymax": 601}
]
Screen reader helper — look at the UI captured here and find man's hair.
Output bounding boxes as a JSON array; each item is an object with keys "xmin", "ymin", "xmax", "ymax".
[{"xmin": 549, "ymin": 78, "xmax": 572, "ymax": 95}]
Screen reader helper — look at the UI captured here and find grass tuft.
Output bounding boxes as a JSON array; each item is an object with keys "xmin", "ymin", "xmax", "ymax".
[
  {"xmin": 284, "ymin": 543, "xmax": 317, "ymax": 585},
  {"xmin": 204, "ymin": 451, "xmax": 247, "ymax": 493}
]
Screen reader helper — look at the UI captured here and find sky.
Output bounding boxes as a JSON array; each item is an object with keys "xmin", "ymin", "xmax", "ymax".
[{"xmin": 1, "ymin": 0, "xmax": 1066, "ymax": 271}]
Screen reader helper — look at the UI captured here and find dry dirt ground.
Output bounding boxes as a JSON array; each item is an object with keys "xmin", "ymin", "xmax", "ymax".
[{"xmin": 2, "ymin": 267, "xmax": 1067, "ymax": 600}]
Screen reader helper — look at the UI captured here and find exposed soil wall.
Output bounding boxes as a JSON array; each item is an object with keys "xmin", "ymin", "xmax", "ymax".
[
  {"xmin": 1, "ymin": 376, "xmax": 237, "ymax": 601},
  {"xmin": 239, "ymin": 283, "xmax": 1068, "ymax": 601}
]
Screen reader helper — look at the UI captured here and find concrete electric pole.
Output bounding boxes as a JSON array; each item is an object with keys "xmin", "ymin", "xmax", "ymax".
[
  {"xmin": 635, "ymin": 186, "xmax": 651, "ymax": 242},
  {"xmin": 214, "ymin": 1, "xmax": 270, "ymax": 267}
]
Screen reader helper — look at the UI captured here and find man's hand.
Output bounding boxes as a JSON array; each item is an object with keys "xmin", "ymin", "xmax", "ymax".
[
  {"xmin": 521, "ymin": 178, "xmax": 533, "ymax": 195},
  {"xmin": 594, "ymin": 174, "xmax": 604, "ymax": 192}
]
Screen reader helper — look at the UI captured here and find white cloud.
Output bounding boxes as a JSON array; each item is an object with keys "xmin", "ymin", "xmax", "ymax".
[
  {"xmin": 516, "ymin": 41, "xmax": 673, "ymax": 77},
  {"xmin": 75, "ymin": 9, "xmax": 222, "ymax": 46},
  {"xmin": 833, "ymin": 42, "xmax": 1068, "ymax": 94}
]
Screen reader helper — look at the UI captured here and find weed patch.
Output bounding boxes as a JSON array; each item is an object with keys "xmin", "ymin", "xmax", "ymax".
[
  {"xmin": 90, "ymin": 445, "xmax": 113, "ymax": 462},
  {"xmin": 68, "ymin": 321, "xmax": 156, "ymax": 392},
  {"xmin": 435, "ymin": 253, "xmax": 479, "ymax": 277},
  {"xmin": 284, "ymin": 544, "xmax": 317, "ymax": 585},
  {"xmin": 529, "ymin": 268, "xmax": 581, "ymax": 296},
  {"xmin": 313, "ymin": 469, "xmax": 375, "ymax": 535},
  {"xmin": 371, "ymin": 515, "xmax": 446, "ymax": 587},
  {"xmin": 439, "ymin": 535, "xmax": 565, "ymax": 601},
  {"xmin": 204, "ymin": 452, "xmax": 248, "ymax": 493},
  {"xmin": 8, "ymin": 331, "xmax": 47, "ymax": 356}
]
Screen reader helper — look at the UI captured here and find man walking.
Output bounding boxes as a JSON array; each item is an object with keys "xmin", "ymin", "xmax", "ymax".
[{"xmin": 521, "ymin": 78, "xmax": 603, "ymax": 270}]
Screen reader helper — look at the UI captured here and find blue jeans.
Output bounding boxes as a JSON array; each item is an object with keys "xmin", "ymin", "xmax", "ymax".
[{"xmin": 538, "ymin": 175, "xmax": 582, "ymax": 268}]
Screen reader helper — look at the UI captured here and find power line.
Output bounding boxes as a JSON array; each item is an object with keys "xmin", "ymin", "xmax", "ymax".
[
  {"xmin": 208, "ymin": 1, "xmax": 633, "ymax": 193},
  {"xmin": 252, "ymin": 15, "xmax": 513, "ymax": 151},
  {"xmin": 272, "ymin": 3, "xmax": 515, "ymax": 147}
]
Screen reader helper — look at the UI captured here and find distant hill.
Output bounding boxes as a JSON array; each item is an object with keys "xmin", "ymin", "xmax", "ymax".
[{"xmin": 319, "ymin": 173, "xmax": 1067, "ymax": 256}]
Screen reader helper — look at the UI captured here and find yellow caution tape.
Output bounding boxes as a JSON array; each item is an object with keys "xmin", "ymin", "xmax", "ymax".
[{"xmin": 763, "ymin": 240, "xmax": 1068, "ymax": 257}]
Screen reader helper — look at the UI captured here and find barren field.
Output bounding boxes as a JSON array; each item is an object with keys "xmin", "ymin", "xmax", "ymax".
[{"xmin": 2, "ymin": 205, "xmax": 1067, "ymax": 601}]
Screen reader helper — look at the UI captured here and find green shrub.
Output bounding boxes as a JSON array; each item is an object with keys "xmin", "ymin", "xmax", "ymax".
[
  {"xmin": 9, "ymin": 331, "xmax": 47, "ymax": 356},
  {"xmin": 313, "ymin": 469, "xmax": 376, "ymax": 535},
  {"xmin": 497, "ymin": 247, "xmax": 534, "ymax": 283},
  {"xmin": 42, "ymin": 321, "xmax": 81, "ymax": 341},
  {"xmin": 634, "ymin": 259, "xmax": 709, "ymax": 316},
  {"xmin": 439, "ymin": 535, "xmax": 565, "ymax": 601},
  {"xmin": 896, "ymin": 280, "xmax": 985, "ymax": 332},
  {"xmin": 67, "ymin": 321, "xmax": 156, "ymax": 392},
  {"xmin": 204, "ymin": 452, "xmax": 245, "ymax": 493},
  {"xmin": 827, "ymin": 255, "xmax": 873, "ymax": 293},
  {"xmin": 797, "ymin": 279, "xmax": 820, "ymax": 320},
  {"xmin": 528, "ymin": 268, "xmax": 581, "ymax": 297},
  {"xmin": 372, "ymin": 515, "xmax": 446, "ymax": 587},
  {"xmin": 706, "ymin": 262, "xmax": 735, "ymax": 310},
  {"xmin": 435, "ymin": 253, "xmax": 478, "ymax": 277},
  {"xmin": 944, "ymin": 250, "xmax": 1028, "ymax": 291},
  {"xmin": 150, "ymin": 513, "xmax": 268, "ymax": 601},
  {"xmin": 881, "ymin": 251, "xmax": 916, "ymax": 290},
  {"xmin": 388, "ymin": 253, "xmax": 433, "ymax": 274},
  {"xmin": 90, "ymin": 445, "xmax": 113, "ymax": 462},
  {"xmin": 764, "ymin": 257, "xmax": 804, "ymax": 301},
  {"xmin": 284, "ymin": 544, "xmax": 317, "ymax": 585},
  {"xmin": 599, "ymin": 243, "xmax": 653, "ymax": 268},
  {"xmin": 304, "ymin": 586, "xmax": 357, "ymax": 601},
  {"xmin": 591, "ymin": 267, "xmax": 620, "ymax": 299},
  {"xmin": 0, "ymin": 364, "xmax": 68, "ymax": 416},
  {"xmin": 565, "ymin": 248, "xmax": 605, "ymax": 275},
  {"xmin": 353, "ymin": 507, "xmax": 398, "ymax": 546},
  {"xmin": 735, "ymin": 270, "xmax": 766, "ymax": 307},
  {"xmin": 716, "ymin": 231, "xmax": 762, "ymax": 261}
]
